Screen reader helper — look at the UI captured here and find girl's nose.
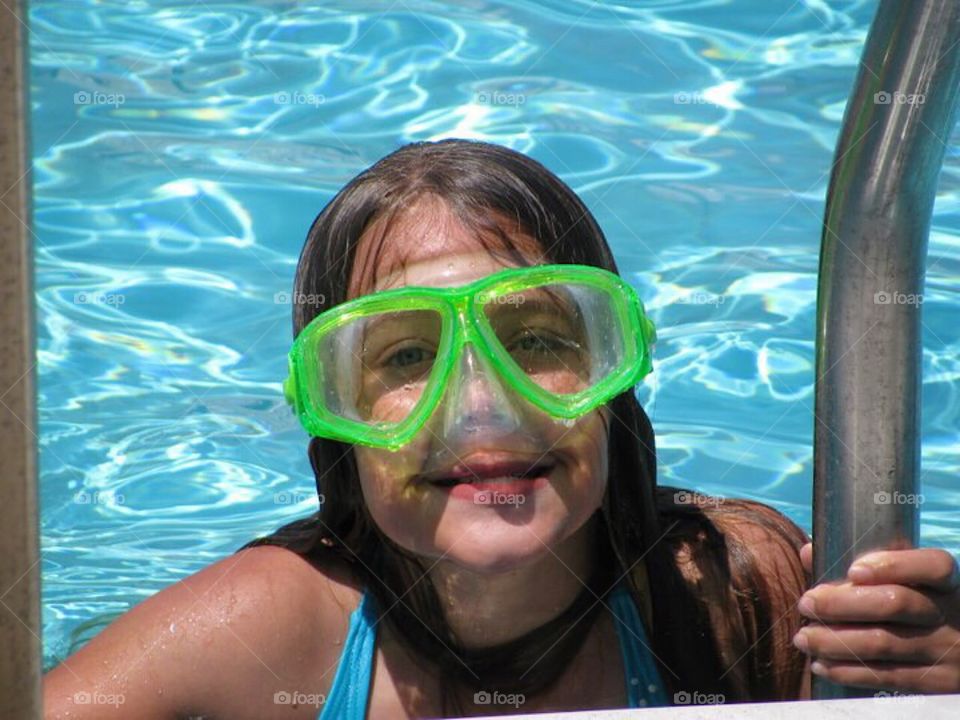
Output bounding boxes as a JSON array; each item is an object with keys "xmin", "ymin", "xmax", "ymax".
[{"xmin": 437, "ymin": 344, "xmax": 523, "ymax": 439}]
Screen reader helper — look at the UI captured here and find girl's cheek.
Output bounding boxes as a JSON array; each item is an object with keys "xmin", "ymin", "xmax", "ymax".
[
  {"xmin": 357, "ymin": 454, "xmax": 410, "ymax": 506},
  {"xmin": 354, "ymin": 448, "xmax": 440, "ymax": 541},
  {"xmin": 562, "ymin": 413, "xmax": 609, "ymax": 482}
]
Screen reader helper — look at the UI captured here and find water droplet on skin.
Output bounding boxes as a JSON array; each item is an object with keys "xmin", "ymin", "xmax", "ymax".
[{"xmin": 169, "ymin": 622, "xmax": 176, "ymax": 633}]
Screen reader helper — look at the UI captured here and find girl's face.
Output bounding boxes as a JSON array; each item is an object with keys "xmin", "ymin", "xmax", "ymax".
[{"xmin": 348, "ymin": 196, "xmax": 610, "ymax": 574}]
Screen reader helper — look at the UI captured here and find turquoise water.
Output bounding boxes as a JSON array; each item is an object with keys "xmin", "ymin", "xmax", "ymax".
[{"xmin": 33, "ymin": 1, "xmax": 960, "ymax": 671}]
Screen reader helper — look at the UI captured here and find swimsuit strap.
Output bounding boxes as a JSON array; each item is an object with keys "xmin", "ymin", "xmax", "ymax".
[
  {"xmin": 607, "ymin": 580, "xmax": 671, "ymax": 707},
  {"xmin": 317, "ymin": 590, "xmax": 377, "ymax": 720}
]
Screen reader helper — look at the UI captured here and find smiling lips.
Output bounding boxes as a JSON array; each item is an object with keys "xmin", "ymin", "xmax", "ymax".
[
  {"xmin": 421, "ymin": 457, "xmax": 555, "ymax": 498},
  {"xmin": 423, "ymin": 460, "xmax": 553, "ymax": 489}
]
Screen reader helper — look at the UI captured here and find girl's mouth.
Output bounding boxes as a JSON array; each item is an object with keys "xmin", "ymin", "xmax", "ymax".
[{"xmin": 426, "ymin": 462, "xmax": 554, "ymax": 500}]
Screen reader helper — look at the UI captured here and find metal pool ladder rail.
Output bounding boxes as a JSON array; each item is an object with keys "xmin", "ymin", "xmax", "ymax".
[
  {"xmin": 0, "ymin": 0, "xmax": 40, "ymax": 717},
  {"xmin": 813, "ymin": 0, "xmax": 960, "ymax": 700}
]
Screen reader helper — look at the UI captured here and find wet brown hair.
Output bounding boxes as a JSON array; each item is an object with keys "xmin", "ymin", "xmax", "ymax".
[{"xmin": 241, "ymin": 139, "xmax": 811, "ymax": 714}]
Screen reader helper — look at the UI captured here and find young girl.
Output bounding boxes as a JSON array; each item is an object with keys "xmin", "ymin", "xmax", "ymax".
[{"xmin": 44, "ymin": 139, "xmax": 960, "ymax": 719}]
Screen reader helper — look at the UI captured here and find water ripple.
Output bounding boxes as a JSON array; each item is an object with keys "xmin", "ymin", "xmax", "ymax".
[{"xmin": 32, "ymin": 0, "xmax": 960, "ymax": 670}]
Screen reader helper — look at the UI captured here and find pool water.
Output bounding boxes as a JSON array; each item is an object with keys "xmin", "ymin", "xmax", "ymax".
[{"xmin": 31, "ymin": 0, "xmax": 960, "ymax": 671}]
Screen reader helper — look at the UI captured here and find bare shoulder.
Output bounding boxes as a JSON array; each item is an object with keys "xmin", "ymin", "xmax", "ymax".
[{"xmin": 44, "ymin": 544, "xmax": 364, "ymax": 719}]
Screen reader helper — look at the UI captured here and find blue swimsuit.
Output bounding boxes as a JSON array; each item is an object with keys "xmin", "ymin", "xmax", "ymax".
[{"xmin": 317, "ymin": 581, "xmax": 670, "ymax": 719}]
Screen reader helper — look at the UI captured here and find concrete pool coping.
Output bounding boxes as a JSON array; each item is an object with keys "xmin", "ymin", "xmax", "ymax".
[{"xmin": 469, "ymin": 694, "xmax": 960, "ymax": 719}]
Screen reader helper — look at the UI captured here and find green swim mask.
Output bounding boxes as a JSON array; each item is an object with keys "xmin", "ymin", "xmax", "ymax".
[{"xmin": 282, "ymin": 263, "xmax": 657, "ymax": 450}]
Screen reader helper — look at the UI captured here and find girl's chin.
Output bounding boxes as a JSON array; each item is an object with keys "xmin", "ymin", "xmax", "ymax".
[
  {"xmin": 431, "ymin": 523, "xmax": 565, "ymax": 573},
  {"xmin": 442, "ymin": 550, "xmax": 547, "ymax": 575}
]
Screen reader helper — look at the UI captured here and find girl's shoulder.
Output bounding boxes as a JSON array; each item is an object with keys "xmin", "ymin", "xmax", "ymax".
[
  {"xmin": 209, "ymin": 543, "xmax": 367, "ymax": 645},
  {"xmin": 44, "ymin": 544, "xmax": 364, "ymax": 719},
  {"xmin": 234, "ymin": 542, "xmax": 367, "ymax": 617}
]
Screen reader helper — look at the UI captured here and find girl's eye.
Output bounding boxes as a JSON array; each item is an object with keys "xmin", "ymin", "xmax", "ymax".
[
  {"xmin": 511, "ymin": 331, "xmax": 574, "ymax": 354},
  {"xmin": 386, "ymin": 345, "xmax": 434, "ymax": 368},
  {"xmin": 515, "ymin": 334, "xmax": 548, "ymax": 352}
]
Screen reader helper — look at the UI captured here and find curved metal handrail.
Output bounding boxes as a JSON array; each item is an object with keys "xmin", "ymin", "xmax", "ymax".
[{"xmin": 813, "ymin": 0, "xmax": 960, "ymax": 699}]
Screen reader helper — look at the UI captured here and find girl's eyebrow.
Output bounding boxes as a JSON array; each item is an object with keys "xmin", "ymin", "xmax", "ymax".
[{"xmin": 484, "ymin": 295, "xmax": 578, "ymax": 326}]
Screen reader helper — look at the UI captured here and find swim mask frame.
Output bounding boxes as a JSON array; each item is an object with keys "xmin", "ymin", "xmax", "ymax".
[{"xmin": 282, "ymin": 263, "xmax": 656, "ymax": 450}]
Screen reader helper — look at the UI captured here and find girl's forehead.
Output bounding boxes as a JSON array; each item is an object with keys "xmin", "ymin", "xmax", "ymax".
[
  {"xmin": 375, "ymin": 251, "xmax": 524, "ymax": 291},
  {"xmin": 348, "ymin": 202, "xmax": 546, "ymax": 296}
]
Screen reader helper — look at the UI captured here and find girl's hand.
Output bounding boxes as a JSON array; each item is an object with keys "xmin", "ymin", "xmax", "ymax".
[{"xmin": 793, "ymin": 542, "xmax": 960, "ymax": 693}]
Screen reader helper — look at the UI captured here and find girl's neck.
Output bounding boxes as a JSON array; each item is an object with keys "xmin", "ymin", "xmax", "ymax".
[{"xmin": 427, "ymin": 514, "xmax": 602, "ymax": 648}]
